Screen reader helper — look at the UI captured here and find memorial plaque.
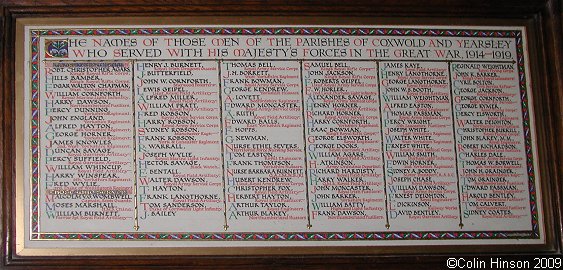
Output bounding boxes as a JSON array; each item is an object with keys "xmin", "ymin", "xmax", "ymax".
[
  {"xmin": 16, "ymin": 24, "xmax": 547, "ymax": 253},
  {"xmin": 0, "ymin": 2, "xmax": 559, "ymax": 270},
  {"xmin": 8, "ymin": 14, "xmax": 553, "ymax": 264}
]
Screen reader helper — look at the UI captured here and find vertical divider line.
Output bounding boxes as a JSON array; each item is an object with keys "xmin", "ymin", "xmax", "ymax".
[
  {"xmin": 299, "ymin": 60, "xmax": 312, "ymax": 229},
  {"xmin": 131, "ymin": 60, "xmax": 139, "ymax": 231},
  {"xmin": 377, "ymin": 61, "xmax": 390, "ymax": 229},
  {"xmin": 447, "ymin": 61, "xmax": 464, "ymax": 229},
  {"xmin": 218, "ymin": 60, "xmax": 229, "ymax": 231}
]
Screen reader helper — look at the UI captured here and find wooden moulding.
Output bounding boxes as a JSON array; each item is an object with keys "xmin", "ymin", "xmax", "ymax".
[{"xmin": 1, "ymin": 0, "xmax": 562, "ymax": 268}]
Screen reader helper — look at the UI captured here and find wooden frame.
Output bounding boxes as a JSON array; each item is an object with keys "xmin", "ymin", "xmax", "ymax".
[{"xmin": 1, "ymin": 0, "xmax": 562, "ymax": 268}]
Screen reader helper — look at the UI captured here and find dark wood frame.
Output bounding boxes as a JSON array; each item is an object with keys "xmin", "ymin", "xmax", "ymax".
[{"xmin": 1, "ymin": 0, "xmax": 562, "ymax": 268}]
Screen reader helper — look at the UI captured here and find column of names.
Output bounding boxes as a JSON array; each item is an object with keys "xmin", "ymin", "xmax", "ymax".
[
  {"xmin": 380, "ymin": 61, "xmax": 460, "ymax": 230},
  {"xmin": 40, "ymin": 61, "xmax": 135, "ymax": 232},
  {"xmin": 133, "ymin": 60, "xmax": 224, "ymax": 231},
  {"xmin": 221, "ymin": 60, "xmax": 308, "ymax": 231},
  {"xmin": 302, "ymin": 61, "xmax": 387, "ymax": 230},
  {"xmin": 451, "ymin": 62, "xmax": 531, "ymax": 230}
]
